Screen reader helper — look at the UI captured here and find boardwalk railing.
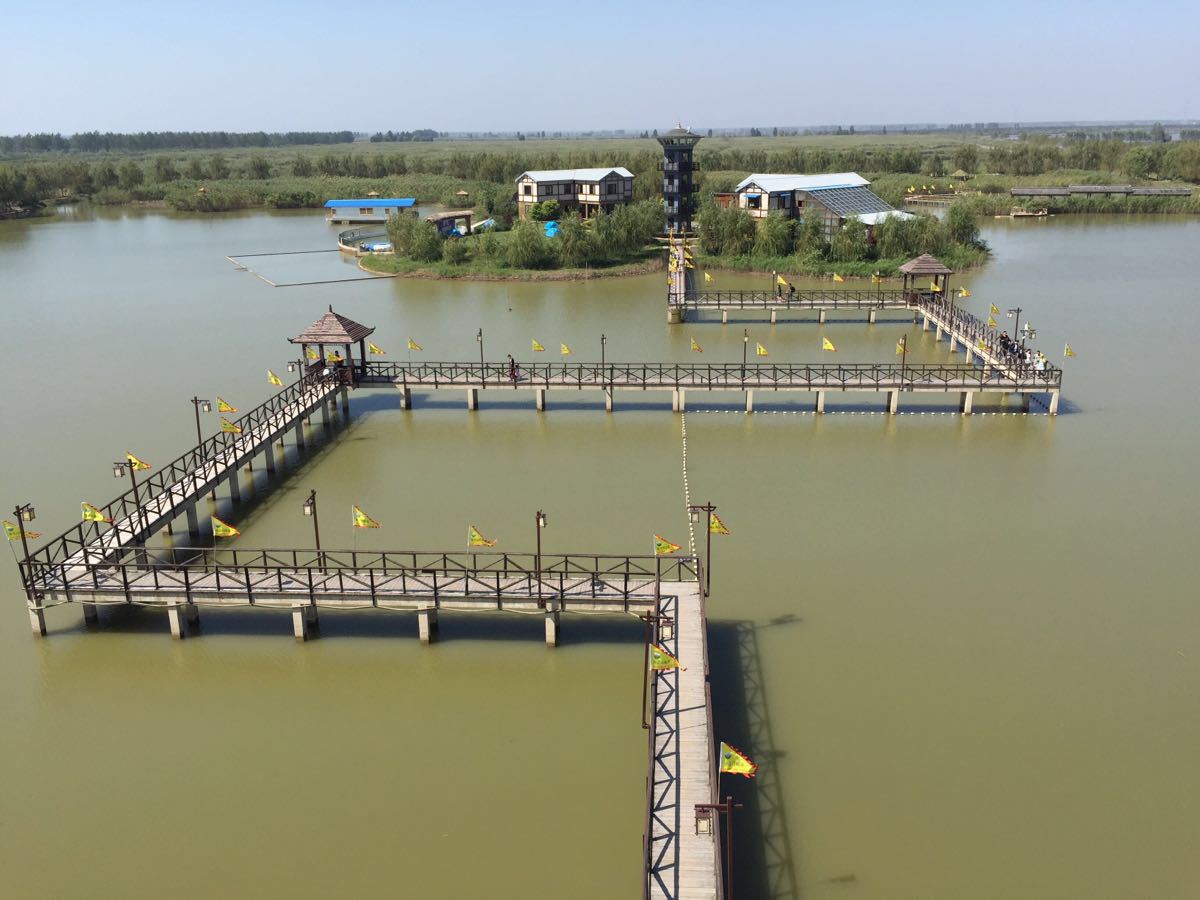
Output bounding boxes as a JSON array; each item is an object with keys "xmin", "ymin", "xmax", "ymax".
[
  {"xmin": 20, "ymin": 370, "xmax": 343, "ymax": 573},
  {"xmin": 359, "ymin": 360, "xmax": 1061, "ymax": 391},
  {"xmin": 673, "ymin": 288, "xmax": 913, "ymax": 310},
  {"xmin": 27, "ymin": 548, "xmax": 699, "ymax": 608},
  {"xmin": 912, "ymin": 293, "xmax": 1061, "ymax": 381}
]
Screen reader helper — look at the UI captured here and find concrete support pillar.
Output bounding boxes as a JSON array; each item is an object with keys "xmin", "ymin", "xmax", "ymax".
[
  {"xmin": 398, "ymin": 386, "xmax": 412, "ymax": 410},
  {"xmin": 186, "ymin": 603, "xmax": 200, "ymax": 627},
  {"xmin": 83, "ymin": 603, "xmax": 100, "ymax": 624},
  {"xmin": 295, "ymin": 420, "xmax": 305, "ymax": 449},
  {"xmin": 960, "ymin": 391, "xmax": 974, "ymax": 414},
  {"xmin": 339, "ymin": 386, "xmax": 350, "ymax": 416},
  {"xmin": 1048, "ymin": 392, "xmax": 1060, "ymax": 415},
  {"xmin": 306, "ymin": 605, "xmax": 319, "ymax": 628},
  {"xmin": 535, "ymin": 387, "xmax": 546, "ymax": 411},
  {"xmin": 936, "ymin": 323, "xmax": 944, "ymax": 341},
  {"xmin": 29, "ymin": 607, "xmax": 46, "ymax": 637},
  {"xmin": 745, "ymin": 390, "xmax": 754, "ymax": 413},
  {"xmin": 545, "ymin": 609, "xmax": 559, "ymax": 647},
  {"xmin": 466, "ymin": 387, "xmax": 479, "ymax": 411},
  {"xmin": 671, "ymin": 389, "xmax": 679, "ymax": 412},
  {"xmin": 666, "ymin": 306, "xmax": 683, "ymax": 325},
  {"xmin": 814, "ymin": 391, "xmax": 826, "ymax": 413},
  {"xmin": 604, "ymin": 388, "xmax": 613, "ymax": 412},
  {"xmin": 922, "ymin": 314, "xmax": 930, "ymax": 332},
  {"xmin": 868, "ymin": 309, "xmax": 877, "ymax": 324},
  {"xmin": 264, "ymin": 441, "xmax": 276, "ymax": 474},
  {"xmin": 887, "ymin": 390, "xmax": 899, "ymax": 414},
  {"xmin": 1021, "ymin": 394, "xmax": 1032, "ymax": 412},
  {"xmin": 418, "ymin": 608, "xmax": 439, "ymax": 644},
  {"xmin": 770, "ymin": 309, "xmax": 777, "ymax": 324},
  {"xmin": 292, "ymin": 605, "xmax": 309, "ymax": 641},
  {"xmin": 818, "ymin": 309, "xmax": 827, "ymax": 324},
  {"xmin": 228, "ymin": 472, "xmax": 241, "ymax": 504},
  {"xmin": 672, "ymin": 389, "xmax": 686, "ymax": 412},
  {"xmin": 167, "ymin": 604, "xmax": 185, "ymax": 639},
  {"xmin": 322, "ymin": 399, "xmax": 332, "ymax": 429},
  {"xmin": 721, "ymin": 309, "xmax": 728, "ymax": 325},
  {"xmin": 186, "ymin": 504, "xmax": 200, "ymax": 541}
]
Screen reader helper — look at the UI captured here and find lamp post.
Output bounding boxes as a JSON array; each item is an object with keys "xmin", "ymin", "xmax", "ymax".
[
  {"xmin": 696, "ymin": 797, "xmax": 744, "ymax": 900},
  {"xmin": 113, "ymin": 460, "xmax": 146, "ymax": 535},
  {"xmin": 287, "ymin": 357, "xmax": 307, "ymax": 381},
  {"xmin": 476, "ymin": 328, "xmax": 485, "ymax": 386},
  {"xmin": 190, "ymin": 397, "xmax": 212, "ymax": 449},
  {"xmin": 741, "ymin": 329, "xmax": 749, "ymax": 378},
  {"xmin": 302, "ymin": 489, "xmax": 322, "ymax": 571},
  {"xmin": 898, "ymin": 333, "xmax": 908, "ymax": 386},
  {"xmin": 12, "ymin": 503, "xmax": 36, "ymax": 599},
  {"xmin": 600, "ymin": 333, "xmax": 607, "ymax": 370},
  {"xmin": 687, "ymin": 501, "xmax": 717, "ymax": 596},
  {"xmin": 534, "ymin": 509, "xmax": 547, "ymax": 606},
  {"xmin": 1006, "ymin": 307, "xmax": 1023, "ymax": 343}
]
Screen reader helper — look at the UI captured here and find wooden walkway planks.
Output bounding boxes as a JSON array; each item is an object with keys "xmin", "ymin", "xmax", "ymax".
[{"xmin": 647, "ymin": 585, "xmax": 721, "ymax": 899}]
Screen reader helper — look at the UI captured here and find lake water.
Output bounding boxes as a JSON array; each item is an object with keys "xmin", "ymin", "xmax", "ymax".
[{"xmin": 1, "ymin": 207, "xmax": 1198, "ymax": 899}]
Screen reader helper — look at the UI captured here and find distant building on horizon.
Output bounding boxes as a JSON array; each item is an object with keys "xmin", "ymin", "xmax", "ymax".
[
  {"xmin": 514, "ymin": 168, "xmax": 634, "ymax": 219},
  {"xmin": 721, "ymin": 173, "xmax": 912, "ymax": 239}
]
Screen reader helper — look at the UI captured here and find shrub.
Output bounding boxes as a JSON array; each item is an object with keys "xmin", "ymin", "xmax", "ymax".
[{"xmin": 442, "ymin": 237, "xmax": 468, "ymax": 264}]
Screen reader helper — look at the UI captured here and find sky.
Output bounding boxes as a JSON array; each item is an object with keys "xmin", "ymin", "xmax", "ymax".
[{"xmin": 1, "ymin": 0, "xmax": 1197, "ymax": 135}]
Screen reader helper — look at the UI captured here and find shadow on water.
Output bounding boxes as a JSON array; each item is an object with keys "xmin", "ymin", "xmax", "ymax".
[{"xmin": 708, "ymin": 616, "xmax": 804, "ymax": 900}]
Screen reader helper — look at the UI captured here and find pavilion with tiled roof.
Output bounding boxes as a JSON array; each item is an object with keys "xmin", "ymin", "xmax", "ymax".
[
  {"xmin": 290, "ymin": 306, "xmax": 375, "ymax": 380},
  {"xmin": 898, "ymin": 254, "xmax": 953, "ymax": 295}
]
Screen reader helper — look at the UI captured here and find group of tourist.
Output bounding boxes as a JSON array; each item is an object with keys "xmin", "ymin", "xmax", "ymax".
[{"xmin": 993, "ymin": 332, "xmax": 1052, "ymax": 371}]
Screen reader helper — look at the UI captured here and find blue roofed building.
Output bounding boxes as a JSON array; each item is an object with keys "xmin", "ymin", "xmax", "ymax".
[{"xmin": 324, "ymin": 197, "xmax": 416, "ymax": 224}]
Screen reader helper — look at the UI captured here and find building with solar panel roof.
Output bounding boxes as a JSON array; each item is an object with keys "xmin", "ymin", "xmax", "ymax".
[{"xmin": 731, "ymin": 172, "xmax": 912, "ymax": 239}]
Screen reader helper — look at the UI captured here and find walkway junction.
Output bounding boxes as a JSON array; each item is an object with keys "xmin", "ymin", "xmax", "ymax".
[{"xmin": 13, "ymin": 276, "xmax": 1064, "ymax": 896}]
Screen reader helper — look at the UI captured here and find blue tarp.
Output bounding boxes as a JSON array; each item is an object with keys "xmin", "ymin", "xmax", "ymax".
[{"xmin": 324, "ymin": 199, "xmax": 416, "ymax": 209}]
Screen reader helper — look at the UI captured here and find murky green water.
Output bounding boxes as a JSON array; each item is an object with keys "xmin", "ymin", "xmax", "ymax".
[{"xmin": 1, "ymin": 207, "xmax": 1198, "ymax": 898}]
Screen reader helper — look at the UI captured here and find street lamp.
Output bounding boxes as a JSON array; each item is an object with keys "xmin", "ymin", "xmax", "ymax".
[
  {"xmin": 535, "ymin": 509, "xmax": 547, "ymax": 606},
  {"xmin": 11, "ymin": 503, "xmax": 36, "ymax": 599},
  {"xmin": 190, "ymin": 396, "xmax": 212, "ymax": 446},
  {"xmin": 600, "ymin": 333, "xmax": 607, "ymax": 369},
  {"xmin": 742, "ymin": 329, "xmax": 749, "ymax": 375},
  {"xmin": 687, "ymin": 501, "xmax": 717, "ymax": 596},
  {"xmin": 113, "ymin": 460, "xmax": 147, "ymax": 535},
  {"xmin": 1006, "ymin": 307, "xmax": 1023, "ymax": 342},
  {"xmin": 898, "ymin": 333, "xmax": 908, "ymax": 386},
  {"xmin": 302, "ymin": 489, "xmax": 322, "ymax": 571}
]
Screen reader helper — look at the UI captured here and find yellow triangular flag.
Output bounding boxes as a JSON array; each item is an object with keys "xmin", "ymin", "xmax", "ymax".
[
  {"xmin": 468, "ymin": 524, "xmax": 496, "ymax": 547},
  {"xmin": 990, "ymin": 303, "xmax": 1000, "ymax": 315},
  {"xmin": 305, "ymin": 346, "xmax": 320, "ymax": 360},
  {"xmin": 560, "ymin": 343, "xmax": 571, "ymax": 356},
  {"xmin": 832, "ymin": 272, "xmax": 845, "ymax": 283},
  {"xmin": 667, "ymin": 276, "xmax": 673, "ymax": 285},
  {"xmin": 368, "ymin": 341, "xmax": 386, "ymax": 355},
  {"xmin": 211, "ymin": 516, "xmax": 240, "ymax": 538},
  {"xmin": 1064, "ymin": 344, "xmax": 1076, "ymax": 358},
  {"xmin": 532, "ymin": 339, "xmax": 545, "ymax": 352},
  {"xmin": 353, "ymin": 505, "xmax": 380, "ymax": 529},
  {"xmin": 896, "ymin": 337, "xmax": 906, "ymax": 355},
  {"xmin": 871, "ymin": 272, "xmax": 882, "ymax": 284},
  {"xmin": 776, "ymin": 274, "xmax": 788, "ymax": 286},
  {"xmin": 126, "ymin": 452, "xmax": 151, "ymax": 471},
  {"xmin": 708, "ymin": 513, "xmax": 730, "ymax": 535},
  {"xmin": 958, "ymin": 287, "xmax": 971, "ymax": 298},
  {"xmin": 987, "ymin": 316, "xmax": 997, "ymax": 328},
  {"xmin": 755, "ymin": 342, "xmax": 768, "ymax": 357},
  {"xmin": 216, "ymin": 397, "xmax": 237, "ymax": 413},
  {"xmin": 4, "ymin": 520, "xmax": 42, "ymax": 541},
  {"xmin": 929, "ymin": 280, "xmax": 942, "ymax": 292},
  {"xmin": 691, "ymin": 338, "xmax": 703, "ymax": 353},
  {"xmin": 669, "ymin": 258, "xmax": 678, "ymax": 272},
  {"xmin": 267, "ymin": 369, "xmax": 283, "ymax": 386},
  {"xmin": 81, "ymin": 502, "xmax": 112, "ymax": 523},
  {"xmin": 822, "ymin": 337, "xmax": 836, "ymax": 352},
  {"xmin": 407, "ymin": 337, "xmax": 422, "ymax": 352},
  {"xmin": 220, "ymin": 417, "xmax": 242, "ymax": 434},
  {"xmin": 654, "ymin": 534, "xmax": 681, "ymax": 556},
  {"xmin": 703, "ymin": 271, "xmax": 713, "ymax": 283},
  {"xmin": 719, "ymin": 742, "xmax": 757, "ymax": 778},
  {"xmin": 650, "ymin": 644, "xmax": 684, "ymax": 670},
  {"xmin": 908, "ymin": 185, "xmax": 915, "ymax": 192},
  {"xmin": 977, "ymin": 339, "xmax": 988, "ymax": 351}
]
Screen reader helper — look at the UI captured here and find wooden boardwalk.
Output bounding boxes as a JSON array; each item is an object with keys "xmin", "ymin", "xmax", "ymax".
[{"xmin": 646, "ymin": 585, "xmax": 722, "ymax": 899}]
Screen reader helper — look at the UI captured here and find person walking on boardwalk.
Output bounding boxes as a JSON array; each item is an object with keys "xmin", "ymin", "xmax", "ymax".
[{"xmin": 507, "ymin": 354, "xmax": 519, "ymax": 384}]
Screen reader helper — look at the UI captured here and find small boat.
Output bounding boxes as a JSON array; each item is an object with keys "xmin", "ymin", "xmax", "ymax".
[{"xmin": 1009, "ymin": 207, "xmax": 1050, "ymax": 218}]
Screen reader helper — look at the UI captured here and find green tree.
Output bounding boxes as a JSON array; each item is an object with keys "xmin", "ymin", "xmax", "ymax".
[
  {"xmin": 246, "ymin": 157, "xmax": 271, "ymax": 179},
  {"xmin": 208, "ymin": 154, "xmax": 230, "ymax": 179},
  {"xmin": 796, "ymin": 211, "xmax": 827, "ymax": 254},
  {"xmin": 408, "ymin": 221, "xmax": 443, "ymax": 262},
  {"xmin": 151, "ymin": 156, "xmax": 178, "ymax": 182},
  {"xmin": 185, "ymin": 158, "xmax": 205, "ymax": 180},
  {"xmin": 117, "ymin": 161, "xmax": 144, "ymax": 190},
  {"xmin": 292, "ymin": 156, "xmax": 314, "ymax": 177},
  {"xmin": 506, "ymin": 219, "xmax": 556, "ymax": 268},
  {"xmin": 442, "ymin": 237, "xmax": 468, "ymax": 264},
  {"xmin": 1163, "ymin": 143, "xmax": 1200, "ymax": 182},
  {"xmin": 93, "ymin": 161, "xmax": 119, "ymax": 189},
  {"xmin": 556, "ymin": 213, "xmax": 592, "ymax": 267},
  {"xmin": 829, "ymin": 217, "xmax": 868, "ymax": 262},
  {"xmin": 952, "ymin": 144, "xmax": 979, "ymax": 174},
  {"xmin": 1121, "ymin": 146, "xmax": 1155, "ymax": 180},
  {"xmin": 385, "ymin": 211, "xmax": 418, "ymax": 256},
  {"xmin": 754, "ymin": 212, "xmax": 795, "ymax": 257},
  {"xmin": 529, "ymin": 198, "xmax": 560, "ymax": 222},
  {"xmin": 945, "ymin": 201, "xmax": 980, "ymax": 246}
]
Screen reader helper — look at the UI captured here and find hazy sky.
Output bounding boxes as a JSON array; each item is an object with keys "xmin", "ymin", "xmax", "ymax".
[{"xmin": 2, "ymin": 0, "xmax": 1196, "ymax": 134}]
